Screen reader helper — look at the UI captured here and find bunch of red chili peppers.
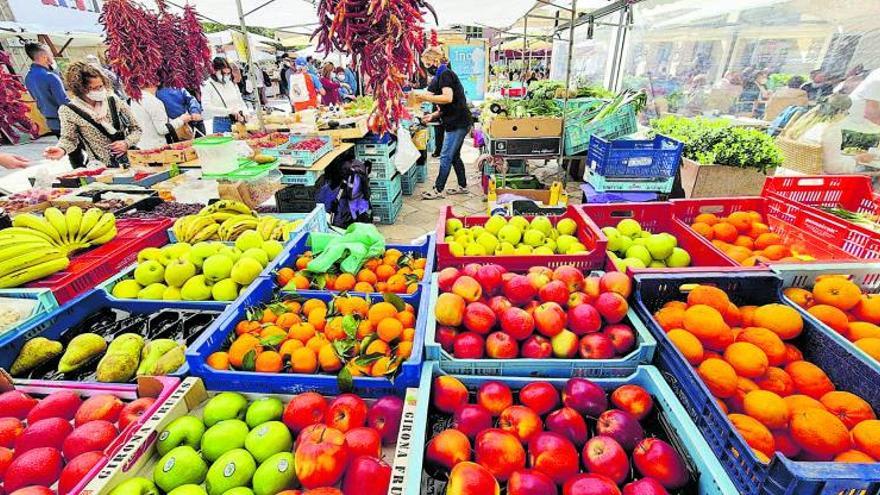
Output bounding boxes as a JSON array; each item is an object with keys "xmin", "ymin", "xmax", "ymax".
[{"xmin": 0, "ymin": 50, "xmax": 38, "ymax": 143}]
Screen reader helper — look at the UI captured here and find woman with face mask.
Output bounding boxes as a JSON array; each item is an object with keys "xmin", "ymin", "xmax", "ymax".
[
  {"xmin": 319, "ymin": 63, "xmax": 342, "ymax": 106},
  {"xmin": 200, "ymin": 57, "xmax": 247, "ymax": 133},
  {"xmin": 43, "ymin": 61, "xmax": 142, "ymax": 168}
]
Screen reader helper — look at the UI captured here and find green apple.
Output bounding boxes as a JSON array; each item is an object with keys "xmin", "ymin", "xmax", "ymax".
[
  {"xmin": 157, "ymin": 416, "xmax": 206, "ymax": 457},
  {"xmin": 509, "ymin": 215, "xmax": 529, "ymax": 232},
  {"xmin": 168, "ymin": 485, "xmax": 207, "ymax": 495},
  {"xmin": 649, "ymin": 260, "xmax": 667, "ymax": 268},
  {"xmin": 484, "ymin": 215, "xmax": 507, "ymax": 235},
  {"xmin": 523, "ymin": 229, "xmax": 545, "ymax": 247},
  {"xmin": 221, "ymin": 487, "xmax": 254, "ymax": 495},
  {"xmin": 476, "ymin": 232, "xmax": 498, "ymax": 255},
  {"xmin": 109, "ymin": 477, "xmax": 160, "ymax": 495},
  {"xmin": 205, "ymin": 449, "xmax": 256, "ymax": 495},
  {"xmin": 495, "ymin": 242, "xmax": 515, "ymax": 255},
  {"xmin": 162, "ymin": 243, "xmax": 192, "ymax": 261},
  {"xmin": 445, "ymin": 218, "xmax": 464, "ymax": 234},
  {"xmin": 530, "ymin": 216, "xmax": 553, "ymax": 236},
  {"xmin": 163, "ymin": 286, "xmax": 182, "ymax": 300},
  {"xmin": 534, "ymin": 246, "xmax": 554, "ymax": 255},
  {"xmin": 231, "ymin": 258, "xmax": 263, "ymax": 286},
  {"xmin": 138, "ymin": 247, "xmax": 163, "ymax": 264},
  {"xmin": 556, "ymin": 235, "xmax": 578, "ymax": 254},
  {"xmin": 661, "ymin": 232, "xmax": 678, "ymax": 247},
  {"xmin": 640, "ymin": 230, "xmax": 652, "ymax": 238},
  {"xmin": 181, "ymin": 275, "xmax": 212, "ymax": 301},
  {"xmin": 632, "ymin": 237, "xmax": 647, "ymax": 246},
  {"xmin": 138, "ymin": 283, "xmax": 167, "ymax": 300},
  {"xmin": 470, "ymin": 226, "xmax": 486, "ymax": 239},
  {"xmin": 152, "ymin": 446, "xmax": 207, "ymax": 493},
  {"xmin": 666, "ymin": 247, "xmax": 691, "ymax": 267},
  {"xmin": 218, "ymin": 246, "xmax": 242, "ymax": 263},
  {"xmin": 464, "ymin": 242, "xmax": 486, "ymax": 256},
  {"xmin": 201, "ymin": 419, "xmax": 249, "ymax": 462},
  {"xmin": 134, "ymin": 260, "xmax": 165, "ymax": 286},
  {"xmin": 624, "ymin": 257, "xmax": 647, "ymax": 269},
  {"xmin": 617, "ymin": 235, "xmax": 634, "ymax": 255},
  {"xmin": 646, "ymin": 234, "xmax": 675, "ymax": 260},
  {"xmin": 556, "ymin": 218, "xmax": 577, "ymax": 236},
  {"xmin": 235, "ymin": 230, "xmax": 264, "ymax": 252},
  {"xmin": 203, "ymin": 392, "xmax": 248, "ymax": 427},
  {"xmin": 244, "ymin": 421, "xmax": 292, "ymax": 463},
  {"xmin": 261, "ymin": 240, "xmax": 283, "ymax": 260},
  {"xmin": 605, "ymin": 232, "xmax": 622, "ymax": 252},
  {"xmin": 567, "ymin": 242, "xmax": 587, "ymax": 254},
  {"xmin": 548, "ymin": 228, "xmax": 559, "ymax": 240},
  {"xmin": 617, "ymin": 218, "xmax": 642, "ymax": 238},
  {"xmin": 251, "ymin": 452, "xmax": 296, "ymax": 495},
  {"xmin": 212, "ymin": 279, "xmax": 240, "ymax": 301},
  {"xmin": 625, "ymin": 245, "xmax": 652, "ymax": 266},
  {"xmin": 543, "ymin": 238, "xmax": 557, "ymax": 252},
  {"xmin": 245, "ymin": 397, "xmax": 283, "ymax": 428},
  {"xmin": 601, "ymin": 226, "xmax": 620, "ymax": 239},
  {"xmin": 497, "ymin": 224, "xmax": 522, "ymax": 245},
  {"xmin": 448, "ymin": 241, "xmax": 464, "ymax": 256},
  {"xmin": 444, "ymin": 235, "xmax": 454, "ymax": 243},
  {"xmin": 189, "ymin": 242, "xmax": 221, "ymax": 268},
  {"xmin": 514, "ymin": 244, "xmax": 533, "ymax": 255},
  {"xmin": 112, "ymin": 279, "xmax": 142, "ymax": 299},
  {"xmin": 241, "ymin": 248, "xmax": 269, "ymax": 268},
  {"xmin": 165, "ymin": 259, "xmax": 197, "ymax": 288},
  {"xmin": 203, "ymin": 254, "xmax": 234, "ymax": 282}
]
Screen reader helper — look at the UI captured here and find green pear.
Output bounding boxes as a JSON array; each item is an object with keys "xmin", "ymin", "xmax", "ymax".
[
  {"xmin": 109, "ymin": 477, "xmax": 160, "ymax": 495},
  {"xmin": 157, "ymin": 416, "xmax": 206, "ymax": 457},
  {"xmin": 204, "ymin": 254, "xmax": 235, "ymax": 282},
  {"xmin": 138, "ymin": 283, "xmax": 167, "ymax": 300},
  {"xmin": 112, "ymin": 279, "xmax": 142, "ymax": 298},
  {"xmin": 205, "ymin": 449, "xmax": 256, "ymax": 495},
  {"xmin": 153, "ymin": 446, "xmax": 208, "ymax": 493},
  {"xmin": 244, "ymin": 421, "xmax": 292, "ymax": 463},
  {"xmin": 203, "ymin": 392, "xmax": 248, "ymax": 427},
  {"xmin": 252, "ymin": 452, "xmax": 297, "ymax": 495},
  {"xmin": 58, "ymin": 333, "xmax": 106, "ymax": 373},
  {"xmin": 245, "ymin": 397, "xmax": 284, "ymax": 428},
  {"xmin": 165, "ymin": 258, "xmax": 197, "ymax": 288},
  {"xmin": 181, "ymin": 275, "xmax": 212, "ymax": 301},
  {"xmin": 202, "ymin": 419, "xmax": 249, "ymax": 462}
]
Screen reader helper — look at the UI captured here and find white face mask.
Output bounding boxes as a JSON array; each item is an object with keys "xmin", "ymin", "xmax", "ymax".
[
  {"xmin": 216, "ymin": 71, "xmax": 227, "ymax": 82},
  {"xmin": 86, "ymin": 89, "xmax": 107, "ymax": 101}
]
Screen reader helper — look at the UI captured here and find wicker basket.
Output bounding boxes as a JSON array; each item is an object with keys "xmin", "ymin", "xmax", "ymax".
[{"xmin": 776, "ymin": 136, "xmax": 823, "ymax": 175}]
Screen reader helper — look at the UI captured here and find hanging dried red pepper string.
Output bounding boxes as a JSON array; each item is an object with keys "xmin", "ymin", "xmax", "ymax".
[
  {"xmin": 313, "ymin": 0, "xmax": 436, "ymax": 135},
  {"xmin": 0, "ymin": 50, "xmax": 38, "ymax": 143}
]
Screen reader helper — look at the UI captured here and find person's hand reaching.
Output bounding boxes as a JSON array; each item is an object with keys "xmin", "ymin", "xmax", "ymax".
[
  {"xmin": 0, "ymin": 153, "xmax": 30, "ymax": 169},
  {"xmin": 43, "ymin": 147, "xmax": 66, "ymax": 160}
]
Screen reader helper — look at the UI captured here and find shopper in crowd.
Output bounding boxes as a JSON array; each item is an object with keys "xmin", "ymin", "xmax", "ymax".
[
  {"xmin": 682, "ymin": 74, "xmax": 709, "ymax": 116},
  {"xmin": 737, "ymin": 70, "xmax": 770, "ymax": 115},
  {"xmin": 344, "ymin": 60, "xmax": 358, "ymax": 95},
  {"xmin": 417, "ymin": 45, "xmax": 472, "ymax": 200},
  {"xmin": 156, "ymin": 85, "xmax": 205, "ymax": 136},
  {"xmin": 278, "ymin": 57, "xmax": 291, "ymax": 98},
  {"xmin": 85, "ymin": 54, "xmax": 125, "ymax": 99},
  {"xmin": 130, "ymin": 84, "xmax": 193, "ymax": 150},
  {"xmin": 335, "ymin": 67, "xmax": 355, "ymax": 101},
  {"xmin": 201, "ymin": 57, "xmax": 247, "ymax": 133},
  {"xmin": 801, "ymin": 70, "xmax": 833, "ymax": 102},
  {"xmin": 43, "ymin": 61, "xmax": 141, "ymax": 168},
  {"xmin": 288, "ymin": 57, "xmax": 324, "ymax": 112},
  {"xmin": 23, "ymin": 43, "xmax": 86, "ymax": 168},
  {"xmin": 425, "ymin": 55, "xmax": 450, "ymax": 158},
  {"xmin": 0, "ymin": 153, "xmax": 29, "ymax": 169},
  {"xmin": 841, "ymin": 67, "xmax": 880, "ymax": 151},
  {"xmin": 319, "ymin": 63, "xmax": 342, "ymax": 106}
]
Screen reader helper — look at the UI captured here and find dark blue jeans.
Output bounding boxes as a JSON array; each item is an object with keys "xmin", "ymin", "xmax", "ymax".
[
  {"xmin": 213, "ymin": 116, "xmax": 232, "ymax": 133},
  {"xmin": 434, "ymin": 126, "xmax": 469, "ymax": 192}
]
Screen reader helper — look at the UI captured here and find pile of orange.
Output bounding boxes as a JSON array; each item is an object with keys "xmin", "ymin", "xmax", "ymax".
[
  {"xmin": 206, "ymin": 294, "xmax": 417, "ymax": 378},
  {"xmin": 785, "ymin": 275, "xmax": 880, "ymax": 364},
  {"xmin": 655, "ymin": 285, "xmax": 880, "ymax": 464},
  {"xmin": 276, "ymin": 248, "xmax": 425, "ymax": 295},
  {"xmin": 689, "ymin": 211, "xmax": 814, "ymax": 266}
]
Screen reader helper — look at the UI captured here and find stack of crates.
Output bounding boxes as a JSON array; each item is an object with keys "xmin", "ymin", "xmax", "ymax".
[
  {"xmin": 357, "ymin": 135, "xmax": 402, "ymax": 225},
  {"xmin": 401, "ymin": 166, "xmax": 418, "ymax": 195}
]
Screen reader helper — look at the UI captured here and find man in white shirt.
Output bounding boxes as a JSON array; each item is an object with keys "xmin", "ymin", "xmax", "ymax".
[
  {"xmin": 130, "ymin": 86, "xmax": 192, "ymax": 150},
  {"xmin": 843, "ymin": 67, "xmax": 880, "ymax": 134}
]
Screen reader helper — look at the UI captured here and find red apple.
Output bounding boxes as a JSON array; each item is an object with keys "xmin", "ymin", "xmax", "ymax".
[
  {"xmin": 568, "ymin": 304, "xmax": 602, "ymax": 336},
  {"xmin": 462, "ymin": 263, "xmax": 481, "ymax": 279},
  {"xmin": 551, "ymin": 330, "xmax": 579, "ymax": 359},
  {"xmin": 534, "ymin": 302, "xmax": 567, "ymax": 337},
  {"xmin": 502, "ymin": 272, "xmax": 517, "ymax": 283},
  {"xmin": 426, "ymin": 428, "xmax": 471, "ymax": 469},
  {"xmin": 553, "ymin": 266, "xmax": 584, "ymax": 292},
  {"xmin": 583, "ymin": 435, "xmax": 629, "ymax": 485},
  {"xmin": 595, "ymin": 292, "xmax": 628, "ymax": 324},
  {"xmin": 486, "ymin": 332, "xmax": 519, "ymax": 359},
  {"xmin": 622, "ymin": 478, "xmax": 670, "ymax": 495},
  {"xmin": 500, "ymin": 307, "xmax": 535, "ymax": 341},
  {"xmin": 596, "ymin": 409, "xmax": 644, "ymax": 451},
  {"xmin": 539, "ymin": 280, "xmax": 570, "ymax": 306},
  {"xmin": 342, "ymin": 455, "xmax": 391, "ymax": 495},
  {"xmin": 579, "ymin": 334, "xmax": 616, "ymax": 359},
  {"xmin": 508, "ymin": 469, "xmax": 558, "ymax": 495},
  {"xmin": 600, "ymin": 272, "xmax": 632, "ymax": 298},
  {"xmin": 503, "ymin": 275, "xmax": 537, "ymax": 305},
  {"xmin": 367, "ymin": 395, "xmax": 404, "ymax": 445},
  {"xmin": 453, "ymin": 276, "xmax": 483, "ymax": 303},
  {"xmin": 604, "ymin": 324, "xmax": 636, "ymax": 355},
  {"xmin": 583, "ymin": 277, "xmax": 601, "ymax": 303},
  {"xmin": 463, "ymin": 302, "xmax": 497, "ymax": 334},
  {"xmin": 432, "ymin": 376, "xmax": 469, "ymax": 414},
  {"xmin": 563, "ymin": 378, "xmax": 608, "ymax": 417},
  {"xmin": 344, "ymin": 427, "xmax": 382, "ymax": 458},
  {"xmin": 499, "ymin": 405, "xmax": 542, "ymax": 443},
  {"xmin": 325, "ymin": 394, "xmax": 368, "ymax": 433},
  {"xmin": 563, "ymin": 473, "xmax": 622, "ymax": 495},
  {"xmin": 529, "ymin": 266, "xmax": 554, "ymax": 278},
  {"xmin": 488, "ymin": 296, "xmax": 513, "ymax": 318},
  {"xmin": 521, "ymin": 335, "xmax": 553, "ymax": 359},
  {"xmin": 436, "ymin": 293, "xmax": 466, "ymax": 326},
  {"xmin": 476, "ymin": 265, "xmax": 504, "ymax": 295},
  {"xmin": 437, "ymin": 326, "xmax": 459, "ymax": 353},
  {"xmin": 528, "ymin": 431, "xmax": 580, "ymax": 485},
  {"xmin": 477, "ymin": 381, "xmax": 513, "ymax": 416},
  {"xmin": 447, "ymin": 462, "xmax": 500, "ymax": 495},
  {"xmin": 568, "ymin": 292, "xmax": 589, "ymax": 308},
  {"xmin": 519, "ymin": 382, "xmax": 559, "ymax": 416},
  {"xmin": 453, "ymin": 404, "xmax": 493, "ymax": 439},
  {"xmin": 438, "ymin": 267, "xmax": 462, "ymax": 292},
  {"xmin": 454, "ymin": 332, "xmax": 486, "ymax": 359},
  {"xmin": 284, "ymin": 392, "xmax": 328, "ymax": 434},
  {"xmin": 632, "ymin": 438, "xmax": 689, "ymax": 490},
  {"xmin": 475, "ymin": 429, "xmax": 526, "ymax": 481},
  {"xmin": 294, "ymin": 425, "xmax": 349, "ymax": 488},
  {"xmin": 610, "ymin": 385, "xmax": 654, "ymax": 421},
  {"xmin": 117, "ymin": 397, "xmax": 156, "ymax": 431},
  {"xmin": 522, "ymin": 300, "xmax": 540, "ymax": 315},
  {"xmin": 527, "ymin": 271, "xmax": 551, "ymax": 291},
  {"xmin": 546, "ymin": 407, "xmax": 589, "ymax": 447}
]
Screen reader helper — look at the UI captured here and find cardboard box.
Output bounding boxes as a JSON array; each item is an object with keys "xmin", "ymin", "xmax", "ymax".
[
  {"xmin": 81, "ymin": 377, "xmax": 420, "ymax": 495},
  {"xmin": 487, "ymin": 117, "xmax": 562, "ymax": 138},
  {"xmin": 680, "ymin": 157, "xmax": 775, "ymax": 198}
]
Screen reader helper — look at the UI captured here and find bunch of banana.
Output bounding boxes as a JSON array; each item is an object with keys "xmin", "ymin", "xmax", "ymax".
[
  {"xmin": 198, "ymin": 200, "xmax": 255, "ymax": 221},
  {"xmin": 218, "ymin": 215, "xmax": 260, "ymax": 241},
  {"xmin": 0, "ymin": 207, "xmax": 117, "ymax": 288},
  {"xmin": 172, "ymin": 215, "xmax": 219, "ymax": 243},
  {"xmin": 173, "ymin": 199, "xmax": 305, "ymax": 243}
]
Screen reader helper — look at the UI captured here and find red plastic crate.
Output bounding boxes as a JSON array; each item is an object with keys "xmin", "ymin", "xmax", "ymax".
[
  {"xmin": 575, "ymin": 202, "xmax": 739, "ymax": 273},
  {"xmin": 435, "ymin": 205, "xmax": 607, "ymax": 271},
  {"xmin": 671, "ymin": 196, "xmax": 869, "ymax": 266},
  {"xmin": 26, "ymin": 218, "xmax": 172, "ymax": 304}
]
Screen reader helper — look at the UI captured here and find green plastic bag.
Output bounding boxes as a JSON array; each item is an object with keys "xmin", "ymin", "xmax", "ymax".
[{"xmin": 306, "ymin": 223, "xmax": 386, "ymax": 274}]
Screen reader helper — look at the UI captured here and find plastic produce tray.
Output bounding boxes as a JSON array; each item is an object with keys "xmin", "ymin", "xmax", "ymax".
[
  {"xmin": 576, "ymin": 202, "xmax": 740, "ymax": 274},
  {"xmin": 263, "ymin": 135, "xmax": 332, "ymax": 167},
  {"xmin": 370, "ymin": 174, "xmax": 403, "ymax": 203},
  {"xmin": 435, "ymin": 205, "xmax": 608, "ymax": 271},
  {"xmin": 587, "ymin": 135, "xmax": 683, "ymax": 178},
  {"xmin": 564, "ymin": 103, "xmax": 637, "ymax": 155},
  {"xmin": 774, "ymin": 262, "xmax": 880, "ymax": 374},
  {"xmin": 10, "ymin": 375, "xmax": 179, "ymax": 495},
  {"xmin": 166, "ymin": 207, "xmax": 328, "ymax": 244},
  {"xmin": 185, "ymin": 276, "xmax": 428, "ymax": 395},
  {"xmin": 269, "ymin": 231, "xmax": 435, "ymax": 299},
  {"xmin": 632, "ymin": 270, "xmax": 880, "ymax": 495},
  {"xmin": 363, "ymin": 152, "xmax": 398, "ymax": 181},
  {"xmin": 373, "ymin": 190, "xmax": 403, "ymax": 225},
  {"xmin": 24, "ymin": 217, "xmax": 172, "ymax": 305},
  {"xmin": 408, "ymin": 362, "xmax": 737, "ymax": 495},
  {"xmin": 587, "ymin": 172, "xmax": 676, "ymax": 193},
  {"xmin": 671, "ymin": 196, "xmax": 867, "ymax": 265},
  {"xmin": 424, "ymin": 273, "xmax": 656, "ymax": 377},
  {"xmin": 401, "ymin": 165, "xmax": 418, "ymax": 195},
  {"xmin": 0, "ymin": 288, "xmax": 58, "ymax": 339},
  {"xmin": 0, "ymin": 289, "xmax": 223, "ymax": 381},
  {"xmin": 82, "ymin": 377, "xmax": 420, "ymax": 495}
]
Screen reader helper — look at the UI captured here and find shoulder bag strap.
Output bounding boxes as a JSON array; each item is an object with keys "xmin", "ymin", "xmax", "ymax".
[
  {"xmin": 64, "ymin": 103, "xmax": 116, "ymax": 141},
  {"xmin": 209, "ymin": 81, "xmax": 228, "ymax": 108}
]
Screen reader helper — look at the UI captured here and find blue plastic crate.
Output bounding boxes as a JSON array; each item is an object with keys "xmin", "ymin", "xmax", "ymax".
[
  {"xmin": 373, "ymin": 190, "xmax": 403, "ymax": 224},
  {"xmin": 263, "ymin": 135, "xmax": 332, "ymax": 167},
  {"xmin": 362, "ymin": 153, "xmax": 397, "ymax": 180},
  {"xmin": 407, "ymin": 362, "xmax": 737, "ymax": 495},
  {"xmin": 369, "ymin": 174, "xmax": 402, "ymax": 203},
  {"xmin": 774, "ymin": 263, "xmax": 880, "ymax": 374},
  {"xmin": 184, "ymin": 276, "xmax": 427, "ymax": 395},
  {"xmin": 0, "ymin": 289, "xmax": 58, "ymax": 340},
  {"xmin": 279, "ymin": 169, "xmax": 322, "ymax": 186},
  {"xmin": 0, "ymin": 289, "xmax": 224, "ymax": 380},
  {"xmin": 167, "ymin": 207, "xmax": 328, "ymax": 244},
  {"xmin": 632, "ymin": 270, "xmax": 880, "ymax": 495},
  {"xmin": 415, "ymin": 161, "xmax": 427, "ymax": 183},
  {"xmin": 587, "ymin": 135, "xmax": 683, "ymax": 179},
  {"xmin": 359, "ymin": 133, "xmax": 395, "ymax": 145},
  {"xmin": 401, "ymin": 166, "xmax": 418, "ymax": 195},
  {"xmin": 356, "ymin": 140, "xmax": 397, "ymax": 159},
  {"xmin": 424, "ymin": 273, "xmax": 656, "ymax": 377},
  {"xmin": 587, "ymin": 171, "xmax": 675, "ymax": 193}
]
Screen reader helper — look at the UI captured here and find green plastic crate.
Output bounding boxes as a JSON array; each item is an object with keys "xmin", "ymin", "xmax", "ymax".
[{"xmin": 564, "ymin": 104, "xmax": 638, "ymax": 155}]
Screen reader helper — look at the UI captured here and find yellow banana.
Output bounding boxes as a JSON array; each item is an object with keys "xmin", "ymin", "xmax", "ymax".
[
  {"xmin": 65, "ymin": 206, "xmax": 83, "ymax": 242},
  {"xmin": 85, "ymin": 213, "xmax": 116, "ymax": 242},
  {"xmin": 185, "ymin": 216, "xmax": 215, "ymax": 242},
  {"xmin": 210, "ymin": 212, "xmax": 237, "ymax": 223},
  {"xmin": 44, "ymin": 208, "xmax": 68, "ymax": 244},
  {"xmin": 0, "ymin": 256, "xmax": 70, "ymax": 289},
  {"xmin": 191, "ymin": 224, "xmax": 219, "ymax": 242},
  {"xmin": 90, "ymin": 227, "xmax": 117, "ymax": 245},
  {"xmin": 77, "ymin": 208, "xmax": 103, "ymax": 241},
  {"xmin": 0, "ymin": 242, "xmax": 53, "ymax": 261},
  {"xmin": 0, "ymin": 247, "xmax": 67, "ymax": 278},
  {"xmin": 0, "ymin": 227, "xmax": 57, "ymax": 245},
  {"xmin": 12, "ymin": 214, "xmax": 62, "ymax": 244}
]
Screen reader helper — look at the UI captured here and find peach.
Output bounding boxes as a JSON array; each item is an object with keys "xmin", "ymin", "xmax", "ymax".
[
  {"xmin": 534, "ymin": 302, "xmax": 567, "ymax": 337},
  {"xmin": 432, "ymin": 376, "xmax": 469, "ymax": 413},
  {"xmin": 595, "ymin": 292, "xmax": 628, "ymax": 324},
  {"xmin": 475, "ymin": 428, "xmax": 526, "ymax": 481},
  {"xmin": 478, "ymin": 381, "xmax": 514, "ymax": 416},
  {"xmin": 463, "ymin": 302, "xmax": 496, "ymax": 334},
  {"xmin": 426, "ymin": 428, "xmax": 471, "ymax": 469},
  {"xmin": 446, "ymin": 462, "xmax": 500, "ymax": 495},
  {"xmin": 499, "ymin": 405, "xmax": 543, "ymax": 444}
]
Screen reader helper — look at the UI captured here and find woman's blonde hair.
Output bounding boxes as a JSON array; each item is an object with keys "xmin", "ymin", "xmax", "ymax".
[
  {"xmin": 63, "ymin": 61, "xmax": 110, "ymax": 99},
  {"xmin": 421, "ymin": 46, "xmax": 445, "ymax": 64}
]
